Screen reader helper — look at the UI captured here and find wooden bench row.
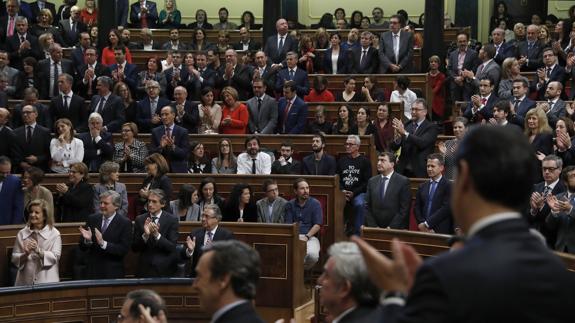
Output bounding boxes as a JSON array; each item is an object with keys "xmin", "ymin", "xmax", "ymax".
[{"xmin": 0, "ymin": 222, "xmax": 308, "ymax": 322}]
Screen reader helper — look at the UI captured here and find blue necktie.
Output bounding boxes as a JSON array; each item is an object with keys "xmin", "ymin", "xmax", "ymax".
[{"xmin": 426, "ymin": 181, "xmax": 438, "ymax": 219}]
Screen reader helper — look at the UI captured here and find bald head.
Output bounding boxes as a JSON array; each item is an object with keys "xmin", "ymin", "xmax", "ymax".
[
  {"xmin": 491, "ymin": 28, "xmax": 504, "ymax": 44},
  {"xmin": 526, "ymin": 24, "xmax": 539, "ymax": 41},
  {"xmin": 276, "ymin": 18, "xmax": 288, "ymax": 35}
]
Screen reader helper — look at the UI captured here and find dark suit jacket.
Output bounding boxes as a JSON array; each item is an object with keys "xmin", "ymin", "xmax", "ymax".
[
  {"xmin": 77, "ymin": 131, "xmax": 114, "ymax": 171},
  {"xmin": 109, "ymin": 62, "xmax": 139, "ymax": 94},
  {"xmin": 350, "ymin": 46, "xmax": 379, "ymax": 74},
  {"xmin": 379, "ymin": 218, "xmax": 575, "ymax": 323},
  {"xmin": 378, "ymin": 30, "xmax": 414, "ymax": 73},
  {"xmin": 70, "ymin": 47, "xmax": 86, "ymax": 72},
  {"xmin": 129, "ymin": 1, "xmax": 159, "ymax": 28},
  {"xmin": 6, "ymin": 33, "xmax": 40, "ymax": 70},
  {"xmin": 546, "ymin": 192, "xmax": 575, "ymax": 253},
  {"xmin": 132, "ymin": 211, "xmax": 179, "ymax": 278},
  {"xmin": 136, "ymin": 96, "xmax": 171, "ymax": 133},
  {"xmin": 37, "ymin": 58, "xmax": 75, "ymax": 99},
  {"xmin": 172, "ymin": 101, "xmax": 199, "ymax": 134},
  {"xmin": 197, "ymin": 66, "xmax": 216, "ymax": 89},
  {"xmin": 338, "ymin": 306, "xmax": 378, "ymax": 323},
  {"xmin": 58, "ymin": 18, "xmax": 87, "ymax": 47},
  {"xmin": 322, "ymin": 48, "xmax": 349, "ymax": 74},
  {"xmin": 13, "ymin": 124, "xmax": 51, "ymax": 172},
  {"xmin": 30, "ymin": 1, "xmax": 57, "ymax": 24},
  {"xmin": 116, "ymin": 0, "xmax": 129, "ymax": 27},
  {"xmin": 509, "ymin": 96, "xmax": 537, "ymax": 128},
  {"xmin": 89, "ymin": 93, "xmax": 125, "ymax": 132},
  {"xmin": 216, "ymin": 63, "xmax": 254, "ymax": 100},
  {"xmin": 0, "ymin": 126, "xmax": 15, "ymax": 160},
  {"xmin": 390, "ymin": 119, "xmax": 438, "ymax": 177},
  {"xmin": 49, "ymin": 93, "xmax": 87, "ymax": 131},
  {"xmin": 463, "ymin": 93, "xmax": 498, "ymax": 124},
  {"xmin": 222, "ymin": 203, "xmax": 257, "ymax": 223},
  {"xmin": 516, "ymin": 40, "xmax": 544, "ymax": 71},
  {"xmin": 246, "ymin": 94, "xmax": 277, "ymax": 134},
  {"xmin": 302, "ymin": 152, "xmax": 337, "ymax": 175},
  {"xmin": 213, "ymin": 301, "xmax": 264, "ymax": 323},
  {"xmin": 531, "ymin": 64, "xmax": 566, "ymax": 100},
  {"xmin": 253, "ymin": 64, "xmax": 277, "ymax": 96},
  {"xmin": 11, "ymin": 103, "xmax": 52, "ymax": 129},
  {"xmin": 79, "ymin": 213, "xmax": 132, "ymax": 279},
  {"xmin": 59, "ymin": 180, "xmax": 94, "ymax": 223},
  {"xmin": 264, "ymin": 33, "xmax": 298, "ymax": 65},
  {"xmin": 277, "ymin": 96, "xmax": 307, "ymax": 134},
  {"xmin": 493, "ymin": 41, "xmax": 516, "ymax": 65},
  {"xmin": 182, "ymin": 226, "xmax": 235, "ymax": 277},
  {"xmin": 446, "ymin": 48, "xmax": 480, "ymax": 79},
  {"xmin": 0, "ymin": 175, "xmax": 24, "ymax": 225},
  {"xmin": 150, "ymin": 124, "xmax": 190, "ymax": 172},
  {"xmin": 546, "ymin": 99, "xmax": 567, "ymax": 129},
  {"xmin": 365, "ymin": 172, "xmax": 411, "ymax": 229},
  {"xmin": 275, "ymin": 67, "xmax": 310, "ymax": 97},
  {"xmin": 530, "ymin": 180, "xmax": 566, "ymax": 246},
  {"xmin": 414, "ymin": 177, "xmax": 453, "ymax": 234},
  {"xmin": 187, "ymin": 22, "xmax": 213, "ymax": 30},
  {"xmin": 75, "ymin": 63, "xmax": 112, "ymax": 98}
]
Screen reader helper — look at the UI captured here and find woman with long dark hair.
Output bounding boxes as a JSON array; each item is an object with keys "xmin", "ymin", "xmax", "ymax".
[
  {"xmin": 332, "ymin": 105, "xmax": 356, "ymax": 135},
  {"xmin": 211, "ymin": 138, "xmax": 237, "ymax": 174},
  {"xmin": 197, "ymin": 177, "xmax": 225, "ymax": 212},
  {"xmin": 188, "ymin": 141, "xmax": 210, "ymax": 174},
  {"xmin": 170, "ymin": 184, "xmax": 200, "ymax": 221},
  {"xmin": 101, "ymin": 29, "xmax": 132, "ymax": 66},
  {"xmin": 222, "ymin": 183, "xmax": 257, "ymax": 222}
]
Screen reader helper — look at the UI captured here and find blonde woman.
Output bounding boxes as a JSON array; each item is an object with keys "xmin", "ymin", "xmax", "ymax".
[{"xmin": 525, "ymin": 107, "xmax": 554, "ymax": 158}]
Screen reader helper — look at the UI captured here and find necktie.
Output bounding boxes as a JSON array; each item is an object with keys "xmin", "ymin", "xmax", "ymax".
[
  {"xmin": 101, "ymin": 217, "xmax": 110, "ymax": 233},
  {"xmin": 52, "ymin": 62, "xmax": 60, "ymax": 97},
  {"xmin": 267, "ymin": 202, "xmax": 273, "ymax": 223},
  {"xmin": 165, "ymin": 126, "xmax": 171, "ymax": 138},
  {"xmin": 528, "ymin": 42, "xmax": 533, "ymax": 52},
  {"xmin": 63, "ymin": 95, "xmax": 69, "ymax": 110},
  {"xmin": 206, "ymin": 231, "xmax": 213, "ymax": 246},
  {"xmin": 251, "ymin": 158, "xmax": 257, "ymax": 174},
  {"xmin": 360, "ymin": 49, "xmax": 367, "ymax": 67},
  {"xmin": 543, "ymin": 186, "xmax": 552, "ymax": 197},
  {"xmin": 278, "ymin": 36, "xmax": 284, "ymax": 52},
  {"xmin": 151, "ymin": 216, "xmax": 158, "ymax": 224},
  {"xmin": 393, "ymin": 34, "xmax": 399, "ymax": 63},
  {"xmin": 549, "ymin": 101, "xmax": 554, "ymax": 112},
  {"xmin": 495, "ymin": 44, "xmax": 500, "ymax": 56},
  {"xmin": 412, "ymin": 122, "xmax": 419, "ymax": 134},
  {"xmin": 140, "ymin": 5, "xmax": 148, "ymax": 28},
  {"xmin": 514, "ymin": 99, "xmax": 521, "ymax": 111},
  {"xmin": 477, "ymin": 63, "xmax": 484, "ymax": 76},
  {"xmin": 7, "ymin": 16, "xmax": 14, "ymax": 37},
  {"xmin": 26, "ymin": 125, "xmax": 32, "ymax": 144},
  {"xmin": 546, "ymin": 67, "xmax": 551, "ymax": 78},
  {"xmin": 289, "ymin": 69, "xmax": 295, "ymax": 80},
  {"xmin": 283, "ymin": 100, "xmax": 293, "ymax": 132},
  {"xmin": 257, "ymin": 98, "xmax": 262, "ymax": 120},
  {"xmin": 481, "ymin": 97, "xmax": 487, "ymax": 105},
  {"xmin": 426, "ymin": 181, "xmax": 438, "ymax": 219},
  {"xmin": 151, "ymin": 99, "xmax": 157, "ymax": 116},
  {"xmin": 96, "ymin": 96, "xmax": 106, "ymax": 113},
  {"xmin": 39, "ymin": 2, "xmax": 44, "ymax": 10},
  {"xmin": 20, "ymin": 35, "xmax": 25, "ymax": 44},
  {"xmin": 379, "ymin": 176, "xmax": 388, "ymax": 200}
]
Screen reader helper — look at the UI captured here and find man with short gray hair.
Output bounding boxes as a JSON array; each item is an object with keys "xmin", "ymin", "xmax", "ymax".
[
  {"xmin": 37, "ymin": 43, "xmax": 75, "ymax": 99},
  {"xmin": 318, "ymin": 241, "xmax": 379, "ymax": 322},
  {"xmin": 182, "ymin": 204, "xmax": 234, "ymax": 277},
  {"xmin": 79, "ymin": 190, "xmax": 132, "ymax": 279},
  {"xmin": 89, "ymin": 75, "xmax": 125, "ymax": 132},
  {"xmin": 77, "ymin": 112, "xmax": 114, "ymax": 172}
]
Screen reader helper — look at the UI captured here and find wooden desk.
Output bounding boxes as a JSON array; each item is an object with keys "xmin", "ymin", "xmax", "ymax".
[{"xmin": 128, "ymin": 29, "xmax": 264, "ymax": 47}]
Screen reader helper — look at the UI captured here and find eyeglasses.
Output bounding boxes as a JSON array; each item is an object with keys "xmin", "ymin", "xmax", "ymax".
[
  {"xmin": 345, "ymin": 143, "xmax": 357, "ymax": 146},
  {"xmin": 543, "ymin": 167, "xmax": 559, "ymax": 172}
]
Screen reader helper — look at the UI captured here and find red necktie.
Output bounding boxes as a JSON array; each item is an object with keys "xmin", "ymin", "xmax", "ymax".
[
  {"xmin": 165, "ymin": 127, "xmax": 171, "ymax": 138},
  {"xmin": 7, "ymin": 16, "xmax": 14, "ymax": 37},
  {"xmin": 140, "ymin": 6, "xmax": 148, "ymax": 28},
  {"xmin": 283, "ymin": 100, "xmax": 293, "ymax": 132},
  {"xmin": 481, "ymin": 98, "xmax": 487, "ymax": 105}
]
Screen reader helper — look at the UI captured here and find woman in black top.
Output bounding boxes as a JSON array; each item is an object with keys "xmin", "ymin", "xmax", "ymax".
[
  {"xmin": 222, "ymin": 183, "xmax": 257, "ymax": 222},
  {"xmin": 188, "ymin": 141, "xmax": 210, "ymax": 174},
  {"xmin": 139, "ymin": 153, "xmax": 173, "ymax": 210}
]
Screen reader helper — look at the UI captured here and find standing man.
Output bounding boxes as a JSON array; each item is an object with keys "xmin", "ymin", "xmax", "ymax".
[
  {"xmin": 353, "ymin": 126, "xmax": 575, "ymax": 323},
  {"xmin": 275, "ymin": 51, "xmax": 310, "ymax": 97},
  {"xmin": 0, "ymin": 50, "xmax": 18, "ymax": 97},
  {"xmin": 264, "ymin": 18, "xmax": 297, "ymax": 66},
  {"xmin": 318, "ymin": 242, "xmax": 380, "ymax": 322},
  {"xmin": 285, "ymin": 178, "xmax": 323, "ymax": 269},
  {"xmin": 136, "ymin": 80, "xmax": 170, "ymax": 133},
  {"xmin": 462, "ymin": 44, "xmax": 501, "ymax": 93},
  {"xmin": 365, "ymin": 152, "xmax": 411, "ymax": 229},
  {"xmin": 213, "ymin": 7, "xmax": 237, "ymax": 30},
  {"xmin": 77, "ymin": 113, "xmax": 113, "ymax": 172},
  {"xmin": 391, "ymin": 99, "xmax": 438, "ymax": 178},
  {"xmin": 0, "ymin": 109, "xmax": 14, "ymax": 161},
  {"xmin": 302, "ymin": 133, "xmax": 337, "ymax": 175},
  {"xmin": 277, "ymin": 81, "xmax": 308, "ymax": 134},
  {"xmin": 51, "ymin": 73, "xmax": 87, "ymax": 132},
  {"xmin": 533, "ymin": 48, "xmax": 565, "ymax": 100},
  {"xmin": 541, "ymin": 81, "xmax": 566, "ymax": 128},
  {"xmin": 247, "ymin": 78, "xmax": 277, "ymax": 134},
  {"xmin": 517, "ymin": 24, "xmax": 543, "ymax": 71},
  {"xmin": 546, "ymin": 165, "xmax": 575, "ymax": 254},
  {"xmin": 256, "ymin": 179, "xmax": 287, "ymax": 224},
  {"xmin": 132, "ymin": 189, "xmax": 179, "ymax": 278},
  {"xmin": 463, "ymin": 77, "xmax": 498, "ymax": 124},
  {"xmin": 116, "ymin": 0, "xmax": 129, "ymax": 27},
  {"xmin": 12, "ymin": 105, "xmax": 51, "ymax": 172},
  {"xmin": 509, "ymin": 78, "xmax": 537, "ymax": 128},
  {"xmin": 110, "ymin": 46, "xmax": 138, "ymax": 95},
  {"xmin": 76, "ymin": 46, "xmax": 112, "ymax": 99},
  {"xmin": 351, "ymin": 31, "xmax": 379, "ymax": 74},
  {"xmin": 89, "ymin": 76, "xmax": 125, "ymax": 133},
  {"xmin": 37, "ymin": 43, "xmax": 75, "ymax": 100},
  {"xmin": 182, "ymin": 204, "xmax": 234, "ymax": 277},
  {"xmin": 252, "ymin": 51, "xmax": 277, "ymax": 96},
  {"xmin": 129, "ymin": 0, "xmax": 158, "ymax": 28},
  {"xmin": 216, "ymin": 49, "xmax": 253, "ymax": 101},
  {"xmin": 150, "ymin": 105, "xmax": 189, "ymax": 173},
  {"xmin": 171, "ymin": 86, "xmax": 199, "ymax": 134},
  {"xmin": 0, "ymin": 156, "xmax": 23, "ymax": 225},
  {"xmin": 58, "ymin": 5, "xmax": 86, "ymax": 47},
  {"xmin": 378, "ymin": 14, "xmax": 414, "ymax": 73},
  {"xmin": 236, "ymin": 136, "xmax": 272, "ymax": 175},
  {"xmin": 192, "ymin": 240, "xmax": 264, "ymax": 323},
  {"xmin": 338, "ymin": 135, "xmax": 372, "ymax": 234},
  {"xmin": 234, "ymin": 27, "xmax": 261, "ymax": 52},
  {"xmin": 79, "ymin": 190, "xmax": 132, "ymax": 279},
  {"xmin": 414, "ymin": 154, "xmax": 453, "ymax": 234},
  {"xmin": 446, "ymin": 32, "xmax": 479, "ymax": 102}
]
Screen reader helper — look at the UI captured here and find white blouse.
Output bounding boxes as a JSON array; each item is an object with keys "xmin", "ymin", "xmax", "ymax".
[{"xmin": 50, "ymin": 137, "xmax": 84, "ymax": 173}]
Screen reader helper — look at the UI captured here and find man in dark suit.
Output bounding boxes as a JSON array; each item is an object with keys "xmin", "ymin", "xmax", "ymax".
[
  {"xmin": 277, "ymin": 81, "xmax": 308, "ymax": 134},
  {"xmin": 509, "ymin": 78, "xmax": 537, "ymax": 128},
  {"xmin": 76, "ymin": 47, "xmax": 111, "ymax": 98},
  {"xmin": 271, "ymin": 141, "xmax": 301, "ymax": 174},
  {"xmin": 365, "ymin": 152, "xmax": 411, "ymax": 229},
  {"xmin": 353, "ymin": 126, "xmax": 575, "ymax": 323},
  {"xmin": 136, "ymin": 80, "xmax": 170, "ymax": 133},
  {"xmin": 11, "ymin": 87, "xmax": 52, "ymax": 129},
  {"xmin": 193, "ymin": 51, "xmax": 216, "ymax": 89},
  {"xmin": 275, "ymin": 51, "xmax": 310, "ymax": 98},
  {"xmin": 0, "ymin": 1, "xmax": 20, "ymax": 47},
  {"xmin": 12, "ymin": 105, "xmax": 51, "ymax": 172},
  {"xmin": 390, "ymin": 98, "xmax": 438, "ymax": 178},
  {"xmin": 129, "ymin": 0, "xmax": 158, "ymax": 28},
  {"xmin": 69, "ymin": 32, "xmax": 90, "ymax": 71},
  {"xmin": 37, "ymin": 43, "xmax": 75, "ymax": 100},
  {"xmin": 264, "ymin": 18, "xmax": 297, "ymax": 66},
  {"xmin": 216, "ymin": 49, "xmax": 254, "ymax": 100},
  {"xmin": 302, "ymin": 133, "xmax": 337, "ymax": 175},
  {"xmin": 109, "ymin": 46, "xmax": 138, "ymax": 95},
  {"xmin": 546, "ymin": 165, "xmax": 575, "ymax": 254},
  {"xmin": 192, "ymin": 240, "xmax": 264, "ymax": 323},
  {"xmin": 58, "ymin": 5, "xmax": 86, "ymax": 47},
  {"xmin": 50, "ymin": 73, "xmax": 87, "ymax": 131},
  {"xmin": 247, "ymin": 78, "xmax": 277, "ymax": 134},
  {"xmin": 150, "ymin": 105, "xmax": 189, "ymax": 173},
  {"xmin": 5, "ymin": 16, "xmax": 40, "ymax": 70},
  {"xmin": 0, "ymin": 108, "xmax": 15, "ymax": 161},
  {"xmin": 164, "ymin": 50, "xmax": 188, "ymax": 99},
  {"xmin": 79, "ymin": 190, "xmax": 132, "ymax": 279},
  {"xmin": 234, "ymin": 27, "xmax": 261, "ymax": 52},
  {"xmin": 350, "ymin": 31, "xmax": 379, "ymax": 74},
  {"xmin": 542, "ymin": 81, "xmax": 567, "ymax": 129},
  {"xmin": 446, "ymin": 32, "xmax": 480, "ymax": 102},
  {"xmin": 30, "ymin": 1, "xmax": 56, "ymax": 24},
  {"xmin": 463, "ymin": 77, "xmax": 498, "ymax": 124},
  {"xmin": 253, "ymin": 50, "xmax": 277, "ymax": 96},
  {"xmin": 116, "ymin": 0, "xmax": 129, "ymax": 27},
  {"xmin": 532, "ymin": 47, "xmax": 566, "ymax": 100},
  {"xmin": 172, "ymin": 86, "xmax": 199, "ymax": 134},
  {"xmin": 492, "ymin": 28, "xmax": 515, "ymax": 65},
  {"xmin": 182, "ymin": 204, "xmax": 234, "ymax": 277},
  {"xmin": 89, "ymin": 76, "xmax": 125, "ymax": 133},
  {"xmin": 318, "ymin": 241, "xmax": 379, "ymax": 323},
  {"xmin": 378, "ymin": 14, "xmax": 414, "ymax": 73},
  {"xmin": 160, "ymin": 28, "xmax": 188, "ymax": 51},
  {"xmin": 517, "ymin": 24, "xmax": 544, "ymax": 71},
  {"xmin": 414, "ymin": 153, "xmax": 453, "ymax": 234},
  {"xmin": 77, "ymin": 113, "xmax": 114, "ymax": 172},
  {"xmin": 0, "ymin": 156, "xmax": 23, "ymax": 225},
  {"xmin": 132, "ymin": 189, "xmax": 179, "ymax": 278},
  {"xmin": 530, "ymin": 154, "xmax": 566, "ymax": 247}
]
